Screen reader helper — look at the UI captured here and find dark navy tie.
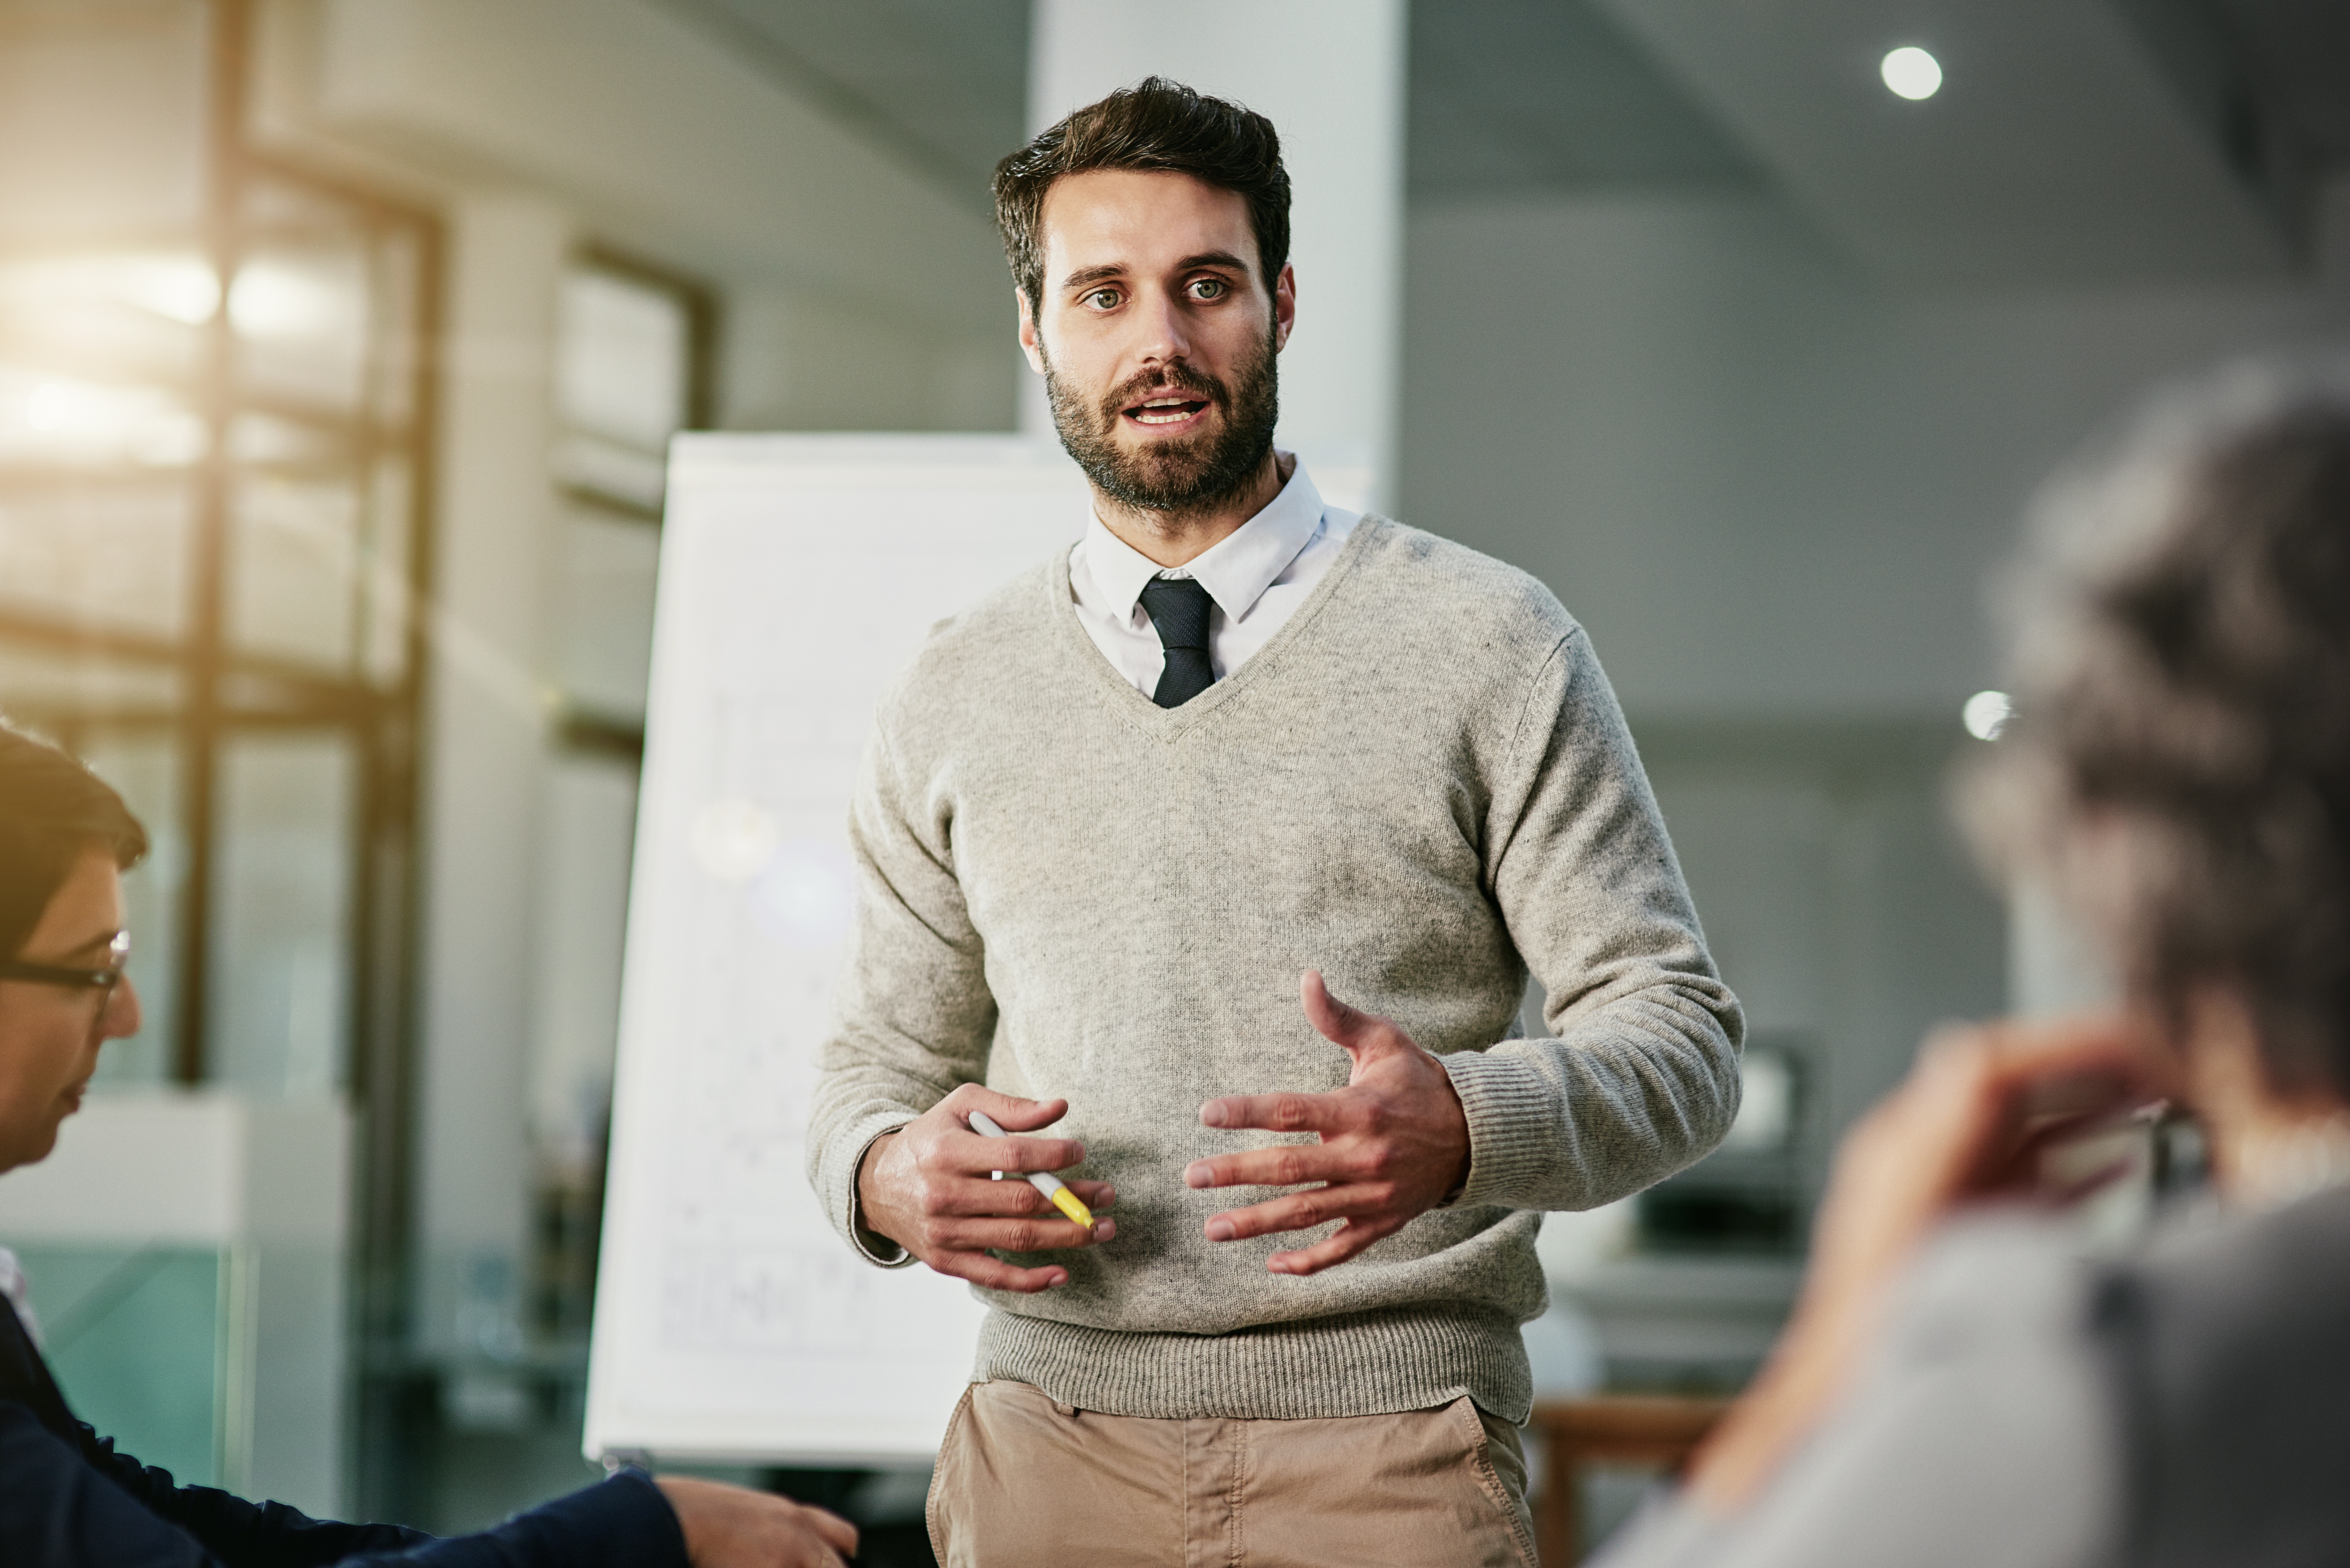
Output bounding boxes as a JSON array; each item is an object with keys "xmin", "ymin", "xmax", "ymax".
[{"xmin": 1138, "ymin": 576, "xmax": 1215, "ymax": 708}]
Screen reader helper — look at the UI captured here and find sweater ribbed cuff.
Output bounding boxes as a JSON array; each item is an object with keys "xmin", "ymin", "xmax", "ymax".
[
  {"xmin": 824, "ymin": 1112, "xmax": 920, "ymax": 1268},
  {"xmin": 1442, "ymin": 1047, "xmax": 1558, "ymax": 1211}
]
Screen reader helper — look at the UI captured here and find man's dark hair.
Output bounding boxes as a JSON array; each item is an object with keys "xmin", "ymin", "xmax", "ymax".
[
  {"xmin": 993, "ymin": 76, "xmax": 1291, "ymax": 318},
  {"xmin": 1966, "ymin": 366, "xmax": 2350, "ymax": 1096},
  {"xmin": 0, "ymin": 721, "xmax": 147, "ymax": 962}
]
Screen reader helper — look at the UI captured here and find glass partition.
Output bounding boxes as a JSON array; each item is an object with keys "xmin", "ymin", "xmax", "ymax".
[
  {"xmin": 208, "ymin": 731, "xmax": 357, "ymax": 1097},
  {"xmin": 0, "ymin": 7, "xmax": 439, "ymax": 1509},
  {"xmin": 77, "ymin": 726, "xmax": 184, "ymax": 1087},
  {"xmin": 0, "ymin": 2, "xmax": 435, "ymax": 1099}
]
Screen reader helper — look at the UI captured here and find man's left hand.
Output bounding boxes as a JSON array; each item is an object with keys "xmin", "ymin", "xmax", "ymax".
[{"xmin": 1185, "ymin": 970, "xmax": 1473, "ymax": 1275}]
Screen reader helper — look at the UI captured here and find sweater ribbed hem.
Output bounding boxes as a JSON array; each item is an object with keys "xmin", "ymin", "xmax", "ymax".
[{"xmin": 973, "ymin": 1305, "xmax": 1535, "ymax": 1424}]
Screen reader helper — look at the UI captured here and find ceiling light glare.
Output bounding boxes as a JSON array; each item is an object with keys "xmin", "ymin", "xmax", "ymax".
[
  {"xmin": 1962, "ymin": 690, "xmax": 2012, "ymax": 741},
  {"xmin": 1881, "ymin": 45, "xmax": 1943, "ymax": 101}
]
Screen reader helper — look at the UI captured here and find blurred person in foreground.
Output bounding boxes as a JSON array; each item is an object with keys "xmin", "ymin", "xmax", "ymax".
[
  {"xmin": 0, "ymin": 722, "xmax": 856, "ymax": 1567},
  {"xmin": 1598, "ymin": 364, "xmax": 2350, "ymax": 1568}
]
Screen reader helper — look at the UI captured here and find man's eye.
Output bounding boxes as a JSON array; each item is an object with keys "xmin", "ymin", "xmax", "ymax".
[
  {"xmin": 1190, "ymin": 278, "xmax": 1228, "ymax": 300},
  {"xmin": 1083, "ymin": 288, "xmax": 1122, "ymax": 310}
]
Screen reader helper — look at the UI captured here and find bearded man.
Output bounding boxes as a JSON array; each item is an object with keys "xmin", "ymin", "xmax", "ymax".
[{"xmin": 807, "ymin": 79, "xmax": 1744, "ymax": 1568}]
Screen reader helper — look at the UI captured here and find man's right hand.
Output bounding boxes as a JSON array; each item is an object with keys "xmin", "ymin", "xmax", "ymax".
[
  {"xmin": 856, "ymin": 1084, "xmax": 1115, "ymax": 1292},
  {"xmin": 656, "ymin": 1476, "xmax": 857, "ymax": 1568}
]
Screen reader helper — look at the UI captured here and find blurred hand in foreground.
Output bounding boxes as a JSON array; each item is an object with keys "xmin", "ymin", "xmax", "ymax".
[
  {"xmin": 1686, "ymin": 1014, "xmax": 2166, "ymax": 1512},
  {"xmin": 655, "ymin": 1476, "xmax": 858, "ymax": 1568}
]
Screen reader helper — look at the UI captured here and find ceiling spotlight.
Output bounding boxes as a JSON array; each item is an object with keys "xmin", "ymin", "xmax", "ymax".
[
  {"xmin": 1881, "ymin": 45, "xmax": 1943, "ymax": 101},
  {"xmin": 1962, "ymin": 690, "xmax": 2011, "ymax": 741}
]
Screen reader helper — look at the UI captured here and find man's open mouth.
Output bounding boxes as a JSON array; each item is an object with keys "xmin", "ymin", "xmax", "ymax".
[{"xmin": 1123, "ymin": 394, "xmax": 1211, "ymax": 428}]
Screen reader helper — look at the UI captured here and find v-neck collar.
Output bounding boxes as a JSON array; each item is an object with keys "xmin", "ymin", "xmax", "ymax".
[{"xmin": 1051, "ymin": 514, "xmax": 1388, "ymax": 736}]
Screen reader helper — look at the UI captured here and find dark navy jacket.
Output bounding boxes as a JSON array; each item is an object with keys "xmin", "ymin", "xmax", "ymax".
[
  {"xmin": 0, "ymin": 1297, "xmax": 688, "ymax": 1568},
  {"xmin": 2092, "ymin": 1182, "xmax": 2350, "ymax": 1568}
]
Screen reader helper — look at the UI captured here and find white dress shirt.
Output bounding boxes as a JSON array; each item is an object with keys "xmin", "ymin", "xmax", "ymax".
[
  {"xmin": 0, "ymin": 1247, "xmax": 37, "ymax": 1344},
  {"xmin": 1068, "ymin": 457, "xmax": 1360, "ymax": 697}
]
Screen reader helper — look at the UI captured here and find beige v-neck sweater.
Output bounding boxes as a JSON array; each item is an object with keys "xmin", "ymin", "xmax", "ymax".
[{"xmin": 807, "ymin": 516, "xmax": 1743, "ymax": 1423}]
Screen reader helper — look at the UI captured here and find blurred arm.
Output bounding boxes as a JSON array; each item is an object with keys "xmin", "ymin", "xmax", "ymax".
[
  {"xmin": 1591, "ymin": 1214, "xmax": 2119, "ymax": 1568},
  {"xmin": 3, "ymin": 1402, "xmax": 690, "ymax": 1568},
  {"xmin": 1595, "ymin": 1018, "xmax": 2151, "ymax": 1566}
]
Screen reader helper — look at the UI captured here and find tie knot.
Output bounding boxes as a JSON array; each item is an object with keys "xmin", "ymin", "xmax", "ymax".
[{"xmin": 1138, "ymin": 575, "xmax": 1213, "ymax": 653}]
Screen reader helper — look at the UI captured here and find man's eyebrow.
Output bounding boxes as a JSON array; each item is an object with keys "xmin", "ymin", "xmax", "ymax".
[
  {"xmin": 1059, "ymin": 263, "xmax": 1128, "ymax": 292},
  {"xmin": 1057, "ymin": 252, "xmax": 1254, "ymax": 295},
  {"xmin": 1173, "ymin": 251, "xmax": 1251, "ymax": 275}
]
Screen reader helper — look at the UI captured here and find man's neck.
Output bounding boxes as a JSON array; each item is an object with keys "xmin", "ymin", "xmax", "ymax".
[{"xmin": 1093, "ymin": 450, "xmax": 1293, "ymax": 569}]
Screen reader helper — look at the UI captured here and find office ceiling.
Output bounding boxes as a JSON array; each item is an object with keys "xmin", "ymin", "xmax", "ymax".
[
  {"xmin": 655, "ymin": 0, "xmax": 1765, "ymax": 205},
  {"xmin": 1408, "ymin": 0, "xmax": 1755, "ymax": 192},
  {"xmin": 648, "ymin": 0, "xmax": 1030, "ymax": 211},
  {"xmin": 1594, "ymin": 0, "xmax": 2350, "ymax": 283},
  {"xmin": 659, "ymin": 0, "xmax": 2350, "ymax": 276}
]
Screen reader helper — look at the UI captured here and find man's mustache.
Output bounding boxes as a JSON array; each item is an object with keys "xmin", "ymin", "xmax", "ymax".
[{"xmin": 1098, "ymin": 363, "xmax": 1227, "ymax": 424}]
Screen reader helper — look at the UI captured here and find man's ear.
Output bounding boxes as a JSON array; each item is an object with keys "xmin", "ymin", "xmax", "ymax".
[
  {"xmin": 1016, "ymin": 289, "xmax": 1046, "ymax": 375},
  {"xmin": 1272, "ymin": 263, "xmax": 1296, "ymax": 353}
]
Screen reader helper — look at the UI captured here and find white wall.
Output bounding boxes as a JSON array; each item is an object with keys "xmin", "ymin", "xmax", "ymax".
[
  {"xmin": 1630, "ymin": 729, "xmax": 2005, "ymax": 1201},
  {"xmin": 1399, "ymin": 183, "xmax": 2350, "ymax": 1182},
  {"xmin": 1400, "ymin": 187, "xmax": 2350, "ymax": 722}
]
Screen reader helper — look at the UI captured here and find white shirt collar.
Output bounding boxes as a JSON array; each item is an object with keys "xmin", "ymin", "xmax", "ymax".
[
  {"xmin": 0, "ymin": 1247, "xmax": 36, "ymax": 1345},
  {"xmin": 1080, "ymin": 458, "xmax": 1329, "ymax": 626}
]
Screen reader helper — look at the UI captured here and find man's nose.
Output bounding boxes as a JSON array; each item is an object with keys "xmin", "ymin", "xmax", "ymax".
[
  {"xmin": 1130, "ymin": 286, "xmax": 1194, "ymax": 366},
  {"xmin": 106, "ymin": 976, "xmax": 143, "ymax": 1040}
]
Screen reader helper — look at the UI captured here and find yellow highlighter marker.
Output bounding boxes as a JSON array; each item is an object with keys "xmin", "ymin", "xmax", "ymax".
[{"xmin": 967, "ymin": 1109, "xmax": 1095, "ymax": 1229}]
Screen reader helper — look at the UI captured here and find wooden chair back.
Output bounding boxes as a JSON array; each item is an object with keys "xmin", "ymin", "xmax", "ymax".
[{"xmin": 1526, "ymin": 1394, "xmax": 1730, "ymax": 1564}]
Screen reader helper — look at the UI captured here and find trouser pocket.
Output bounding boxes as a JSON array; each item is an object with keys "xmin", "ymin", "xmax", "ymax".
[
  {"xmin": 925, "ymin": 1383, "xmax": 978, "ymax": 1564},
  {"xmin": 1447, "ymin": 1397, "xmax": 1539, "ymax": 1568}
]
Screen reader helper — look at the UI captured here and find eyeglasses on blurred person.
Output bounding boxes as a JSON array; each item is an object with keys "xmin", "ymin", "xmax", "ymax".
[
  {"xmin": 0, "ymin": 722, "xmax": 857, "ymax": 1568},
  {"xmin": 1596, "ymin": 363, "xmax": 2350, "ymax": 1568}
]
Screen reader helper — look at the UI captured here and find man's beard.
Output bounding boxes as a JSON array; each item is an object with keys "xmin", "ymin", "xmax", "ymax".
[{"xmin": 1042, "ymin": 328, "xmax": 1279, "ymax": 516}]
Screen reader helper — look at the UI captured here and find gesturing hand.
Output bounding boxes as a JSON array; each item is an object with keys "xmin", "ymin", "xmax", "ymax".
[
  {"xmin": 1685, "ymin": 1014, "xmax": 2159, "ymax": 1512},
  {"xmin": 1798, "ymin": 1015, "xmax": 2157, "ymax": 1318},
  {"xmin": 656, "ymin": 1475, "xmax": 858, "ymax": 1568},
  {"xmin": 1185, "ymin": 971, "xmax": 1472, "ymax": 1275},
  {"xmin": 856, "ymin": 1083, "xmax": 1116, "ymax": 1293}
]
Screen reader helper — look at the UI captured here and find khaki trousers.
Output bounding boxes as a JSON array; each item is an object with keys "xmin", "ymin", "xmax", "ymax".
[{"xmin": 928, "ymin": 1379, "xmax": 1539, "ymax": 1568}]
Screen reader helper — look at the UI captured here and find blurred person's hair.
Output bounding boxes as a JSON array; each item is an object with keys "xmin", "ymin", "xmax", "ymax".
[
  {"xmin": 993, "ymin": 76, "xmax": 1292, "ymax": 320},
  {"xmin": 0, "ymin": 721, "xmax": 148, "ymax": 961},
  {"xmin": 1966, "ymin": 364, "xmax": 2350, "ymax": 1096}
]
